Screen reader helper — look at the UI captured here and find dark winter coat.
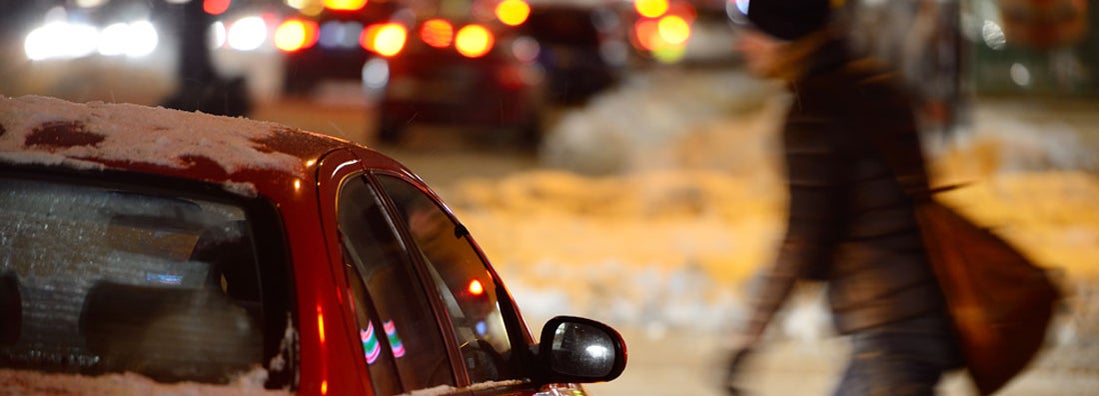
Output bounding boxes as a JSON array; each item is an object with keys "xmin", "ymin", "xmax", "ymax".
[{"xmin": 747, "ymin": 38, "xmax": 950, "ymax": 335}]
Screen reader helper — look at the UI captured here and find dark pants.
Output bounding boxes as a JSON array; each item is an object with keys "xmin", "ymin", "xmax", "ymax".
[{"xmin": 834, "ymin": 315, "xmax": 964, "ymax": 396}]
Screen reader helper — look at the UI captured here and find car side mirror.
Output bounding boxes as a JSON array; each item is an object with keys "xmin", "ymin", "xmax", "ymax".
[{"xmin": 535, "ymin": 316, "xmax": 627, "ymax": 384}]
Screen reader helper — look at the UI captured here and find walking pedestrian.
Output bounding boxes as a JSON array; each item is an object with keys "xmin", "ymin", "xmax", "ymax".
[{"xmin": 723, "ymin": 1, "xmax": 963, "ymax": 394}]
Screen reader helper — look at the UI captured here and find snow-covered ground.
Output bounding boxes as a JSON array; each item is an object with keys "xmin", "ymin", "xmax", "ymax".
[{"xmin": 411, "ymin": 68, "xmax": 1099, "ymax": 395}]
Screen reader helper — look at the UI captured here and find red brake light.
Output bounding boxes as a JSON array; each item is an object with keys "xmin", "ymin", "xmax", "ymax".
[
  {"xmin": 204, "ymin": 0, "xmax": 231, "ymax": 16},
  {"xmin": 420, "ymin": 19, "xmax": 454, "ymax": 48}
]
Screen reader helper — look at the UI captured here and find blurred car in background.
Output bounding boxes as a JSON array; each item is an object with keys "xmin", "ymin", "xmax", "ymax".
[
  {"xmin": 362, "ymin": 0, "xmax": 547, "ymax": 145},
  {"xmin": 277, "ymin": 0, "xmax": 399, "ymax": 96},
  {"xmin": 0, "ymin": 94, "xmax": 627, "ymax": 395},
  {"xmin": 520, "ymin": 2, "xmax": 627, "ymax": 105}
]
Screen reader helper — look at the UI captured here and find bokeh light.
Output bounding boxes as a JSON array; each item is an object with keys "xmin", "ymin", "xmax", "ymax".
[
  {"xmin": 124, "ymin": 21, "xmax": 159, "ymax": 57},
  {"xmin": 364, "ymin": 23, "xmax": 407, "ymax": 57},
  {"xmin": 204, "ymin": 0, "xmax": 231, "ymax": 15},
  {"xmin": 455, "ymin": 24, "xmax": 494, "ymax": 58},
  {"xmin": 323, "ymin": 0, "xmax": 367, "ymax": 11},
  {"xmin": 982, "ymin": 19, "xmax": 1007, "ymax": 50},
  {"xmin": 209, "ymin": 21, "xmax": 227, "ymax": 49},
  {"xmin": 657, "ymin": 15, "xmax": 690, "ymax": 45},
  {"xmin": 420, "ymin": 19, "xmax": 454, "ymax": 48},
  {"xmin": 97, "ymin": 22, "xmax": 159, "ymax": 57},
  {"xmin": 633, "ymin": 19, "xmax": 659, "ymax": 51},
  {"xmin": 24, "ymin": 21, "xmax": 101, "ymax": 60},
  {"xmin": 468, "ymin": 279, "xmax": 485, "ymax": 296},
  {"xmin": 1010, "ymin": 63, "xmax": 1031, "ymax": 86},
  {"xmin": 361, "ymin": 57, "xmax": 389, "ymax": 90},
  {"xmin": 632, "ymin": 16, "xmax": 688, "ymax": 64},
  {"xmin": 511, "ymin": 36, "xmax": 540, "ymax": 64},
  {"xmin": 227, "ymin": 16, "xmax": 267, "ymax": 51},
  {"xmin": 495, "ymin": 0, "xmax": 531, "ymax": 27},
  {"xmin": 97, "ymin": 23, "xmax": 129, "ymax": 56},
  {"xmin": 275, "ymin": 19, "xmax": 320, "ymax": 52},
  {"xmin": 635, "ymin": 0, "xmax": 669, "ymax": 18},
  {"xmin": 288, "ymin": 0, "xmax": 326, "ymax": 16}
]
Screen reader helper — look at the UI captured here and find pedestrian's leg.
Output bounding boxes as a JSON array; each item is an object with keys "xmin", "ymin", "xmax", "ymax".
[{"xmin": 833, "ymin": 323, "xmax": 950, "ymax": 396}]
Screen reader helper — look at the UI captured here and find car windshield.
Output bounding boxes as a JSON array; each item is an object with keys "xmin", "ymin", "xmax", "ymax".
[{"xmin": 0, "ymin": 175, "xmax": 278, "ymax": 386}]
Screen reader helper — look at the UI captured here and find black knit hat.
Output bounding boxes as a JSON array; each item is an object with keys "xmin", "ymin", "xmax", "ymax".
[{"xmin": 741, "ymin": 0, "xmax": 833, "ymax": 41}]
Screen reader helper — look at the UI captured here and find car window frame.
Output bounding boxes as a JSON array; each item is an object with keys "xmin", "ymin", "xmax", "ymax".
[
  {"xmin": 333, "ymin": 172, "xmax": 461, "ymax": 394},
  {"xmin": 363, "ymin": 170, "xmax": 536, "ymax": 388}
]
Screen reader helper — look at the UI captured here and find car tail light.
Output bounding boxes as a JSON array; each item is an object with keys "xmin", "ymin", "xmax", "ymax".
[
  {"xmin": 204, "ymin": 0, "xmax": 231, "ymax": 16},
  {"xmin": 362, "ymin": 22, "xmax": 407, "ymax": 57},
  {"xmin": 420, "ymin": 18, "xmax": 454, "ymax": 48},
  {"xmin": 495, "ymin": 0, "xmax": 531, "ymax": 26},
  {"xmin": 275, "ymin": 19, "xmax": 320, "ymax": 52},
  {"xmin": 455, "ymin": 24, "xmax": 493, "ymax": 58}
]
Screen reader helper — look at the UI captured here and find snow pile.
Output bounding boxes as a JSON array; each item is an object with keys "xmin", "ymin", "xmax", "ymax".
[
  {"xmin": 539, "ymin": 69, "xmax": 780, "ymax": 175},
  {"xmin": 0, "ymin": 95, "xmax": 306, "ymax": 179}
]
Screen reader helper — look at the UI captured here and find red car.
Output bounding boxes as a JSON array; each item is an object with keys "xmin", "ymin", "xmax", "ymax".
[{"xmin": 0, "ymin": 95, "xmax": 626, "ymax": 395}]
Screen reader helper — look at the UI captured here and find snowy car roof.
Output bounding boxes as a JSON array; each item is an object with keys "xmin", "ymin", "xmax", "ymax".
[{"xmin": 0, "ymin": 95, "xmax": 352, "ymax": 191}]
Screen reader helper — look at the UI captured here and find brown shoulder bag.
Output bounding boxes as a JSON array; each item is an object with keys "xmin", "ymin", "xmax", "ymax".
[{"xmin": 912, "ymin": 196, "xmax": 1061, "ymax": 395}]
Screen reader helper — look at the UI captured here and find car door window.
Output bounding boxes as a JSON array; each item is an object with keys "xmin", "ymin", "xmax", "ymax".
[
  {"xmin": 337, "ymin": 177, "xmax": 454, "ymax": 394},
  {"xmin": 375, "ymin": 174, "xmax": 518, "ymax": 384}
]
